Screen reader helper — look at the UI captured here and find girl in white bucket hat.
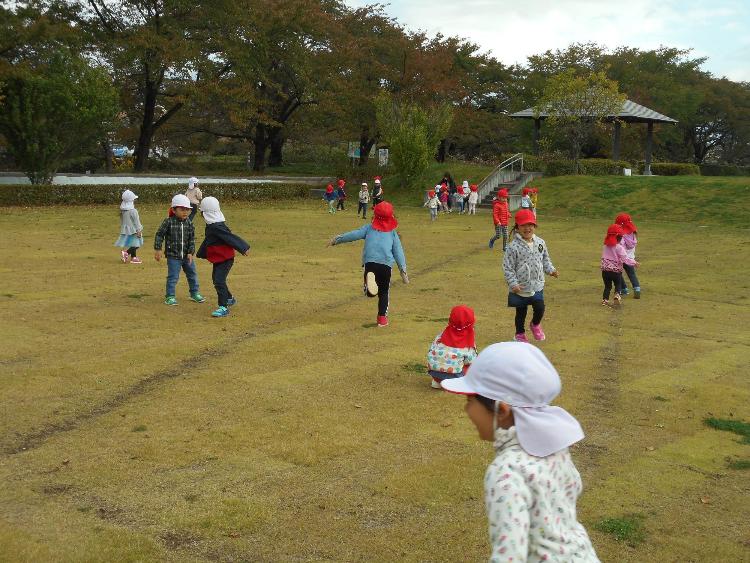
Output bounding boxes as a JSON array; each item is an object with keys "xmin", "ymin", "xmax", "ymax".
[{"xmin": 441, "ymin": 342, "xmax": 600, "ymax": 562}]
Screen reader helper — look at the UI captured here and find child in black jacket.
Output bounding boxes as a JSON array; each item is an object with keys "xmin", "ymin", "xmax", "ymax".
[{"xmin": 196, "ymin": 197, "xmax": 250, "ymax": 317}]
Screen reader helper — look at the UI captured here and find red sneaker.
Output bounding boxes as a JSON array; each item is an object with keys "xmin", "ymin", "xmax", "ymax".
[{"xmin": 377, "ymin": 315, "xmax": 389, "ymax": 327}]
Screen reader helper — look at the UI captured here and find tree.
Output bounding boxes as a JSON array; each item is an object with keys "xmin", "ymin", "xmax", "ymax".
[
  {"xmin": 375, "ymin": 93, "xmax": 452, "ymax": 187},
  {"xmin": 0, "ymin": 49, "xmax": 118, "ymax": 183},
  {"xmin": 535, "ymin": 69, "xmax": 625, "ymax": 171}
]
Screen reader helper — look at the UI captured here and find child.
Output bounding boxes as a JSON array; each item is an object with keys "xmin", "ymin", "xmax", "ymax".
[
  {"xmin": 467, "ymin": 184, "xmax": 478, "ymax": 215},
  {"xmin": 488, "ymin": 189, "xmax": 510, "ymax": 250},
  {"xmin": 615, "ymin": 212, "xmax": 641, "ymax": 298},
  {"xmin": 520, "ymin": 187, "xmax": 533, "ymax": 211},
  {"xmin": 323, "ymin": 184, "xmax": 337, "ymax": 214},
  {"xmin": 440, "ymin": 342, "xmax": 599, "ymax": 562},
  {"xmin": 439, "ymin": 185, "xmax": 450, "ymax": 213},
  {"xmin": 423, "ymin": 189, "xmax": 440, "ymax": 221},
  {"xmin": 115, "ymin": 189, "xmax": 144, "ymax": 264},
  {"xmin": 503, "ymin": 209, "xmax": 559, "ymax": 342},
  {"xmin": 462, "ymin": 180, "xmax": 471, "ymax": 213},
  {"xmin": 196, "ymin": 197, "xmax": 250, "ymax": 318},
  {"xmin": 328, "ymin": 201, "xmax": 408, "ymax": 327},
  {"xmin": 426, "ymin": 305, "xmax": 477, "ymax": 389},
  {"xmin": 453, "ymin": 187, "xmax": 465, "ymax": 214},
  {"xmin": 336, "ymin": 179, "xmax": 347, "ymax": 211},
  {"xmin": 601, "ymin": 223, "xmax": 638, "ymax": 307},
  {"xmin": 372, "ymin": 177, "xmax": 384, "ymax": 207},
  {"xmin": 154, "ymin": 194, "xmax": 205, "ymax": 306},
  {"xmin": 185, "ymin": 177, "xmax": 202, "ymax": 221},
  {"xmin": 358, "ymin": 182, "xmax": 370, "ymax": 218}
]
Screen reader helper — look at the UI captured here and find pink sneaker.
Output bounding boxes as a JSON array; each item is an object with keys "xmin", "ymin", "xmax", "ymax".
[
  {"xmin": 530, "ymin": 322, "xmax": 546, "ymax": 341},
  {"xmin": 514, "ymin": 332, "xmax": 529, "ymax": 343},
  {"xmin": 377, "ymin": 315, "xmax": 389, "ymax": 327},
  {"xmin": 130, "ymin": 257, "xmax": 143, "ymax": 264},
  {"xmin": 120, "ymin": 250, "xmax": 129, "ymax": 263}
]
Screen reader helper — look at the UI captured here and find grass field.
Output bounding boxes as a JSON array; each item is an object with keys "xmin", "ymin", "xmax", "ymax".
[{"xmin": 1, "ymin": 186, "xmax": 749, "ymax": 561}]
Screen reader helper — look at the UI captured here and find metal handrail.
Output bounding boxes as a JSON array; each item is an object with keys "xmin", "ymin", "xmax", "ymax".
[{"xmin": 477, "ymin": 153, "xmax": 524, "ymax": 201}]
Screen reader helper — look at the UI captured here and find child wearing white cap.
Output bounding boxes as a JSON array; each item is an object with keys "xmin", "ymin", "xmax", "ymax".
[
  {"xmin": 114, "ymin": 189, "xmax": 143, "ymax": 264},
  {"xmin": 185, "ymin": 177, "xmax": 202, "ymax": 221},
  {"xmin": 154, "ymin": 194, "xmax": 205, "ymax": 306},
  {"xmin": 441, "ymin": 342, "xmax": 600, "ymax": 562}
]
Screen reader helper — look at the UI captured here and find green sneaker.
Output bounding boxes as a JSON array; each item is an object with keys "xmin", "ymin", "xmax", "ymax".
[
  {"xmin": 189, "ymin": 292, "xmax": 206, "ymax": 303},
  {"xmin": 164, "ymin": 296, "xmax": 178, "ymax": 306}
]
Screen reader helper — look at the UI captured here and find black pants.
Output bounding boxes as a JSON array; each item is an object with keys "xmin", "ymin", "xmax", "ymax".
[
  {"xmin": 357, "ymin": 202, "xmax": 367, "ymax": 217},
  {"xmin": 602, "ymin": 270, "xmax": 623, "ymax": 300},
  {"xmin": 336, "ymin": 199, "xmax": 345, "ymax": 210},
  {"xmin": 364, "ymin": 262, "xmax": 391, "ymax": 317},
  {"xmin": 212, "ymin": 258, "xmax": 234, "ymax": 306},
  {"xmin": 617, "ymin": 264, "xmax": 640, "ymax": 292},
  {"xmin": 515, "ymin": 301, "xmax": 545, "ymax": 334},
  {"xmin": 189, "ymin": 206, "xmax": 197, "ymax": 221},
  {"xmin": 127, "ymin": 247, "xmax": 138, "ymax": 257}
]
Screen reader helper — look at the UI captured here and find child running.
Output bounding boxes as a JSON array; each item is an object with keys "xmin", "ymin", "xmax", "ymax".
[
  {"xmin": 440, "ymin": 342, "xmax": 599, "ymax": 562},
  {"xmin": 467, "ymin": 184, "xmax": 478, "ymax": 215},
  {"xmin": 357, "ymin": 182, "xmax": 370, "ymax": 218},
  {"xmin": 154, "ymin": 194, "xmax": 205, "ymax": 306},
  {"xmin": 323, "ymin": 184, "xmax": 337, "ymax": 214},
  {"xmin": 615, "ymin": 212, "xmax": 641, "ymax": 298},
  {"xmin": 196, "ymin": 197, "xmax": 250, "ymax": 318},
  {"xmin": 114, "ymin": 189, "xmax": 144, "ymax": 264},
  {"xmin": 328, "ymin": 201, "xmax": 408, "ymax": 327},
  {"xmin": 503, "ymin": 209, "xmax": 559, "ymax": 342},
  {"xmin": 520, "ymin": 187, "xmax": 533, "ymax": 211},
  {"xmin": 601, "ymin": 223, "xmax": 638, "ymax": 307},
  {"xmin": 423, "ymin": 189, "xmax": 440, "ymax": 221},
  {"xmin": 372, "ymin": 177, "xmax": 384, "ymax": 207},
  {"xmin": 426, "ymin": 305, "xmax": 477, "ymax": 389},
  {"xmin": 185, "ymin": 177, "xmax": 202, "ymax": 221},
  {"xmin": 439, "ymin": 185, "xmax": 450, "ymax": 213},
  {"xmin": 336, "ymin": 180, "xmax": 347, "ymax": 211},
  {"xmin": 488, "ymin": 188, "xmax": 510, "ymax": 250}
]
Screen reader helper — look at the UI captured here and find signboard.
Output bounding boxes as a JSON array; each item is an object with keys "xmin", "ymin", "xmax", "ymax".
[{"xmin": 378, "ymin": 148, "xmax": 389, "ymax": 166}]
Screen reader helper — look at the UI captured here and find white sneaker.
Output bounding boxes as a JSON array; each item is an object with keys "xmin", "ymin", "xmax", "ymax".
[
  {"xmin": 431, "ymin": 379, "xmax": 441, "ymax": 389},
  {"xmin": 366, "ymin": 272, "xmax": 378, "ymax": 296},
  {"xmin": 120, "ymin": 250, "xmax": 129, "ymax": 263}
]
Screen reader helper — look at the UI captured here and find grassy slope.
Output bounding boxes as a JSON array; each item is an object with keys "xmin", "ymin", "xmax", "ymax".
[{"xmin": 0, "ymin": 181, "xmax": 748, "ymax": 561}]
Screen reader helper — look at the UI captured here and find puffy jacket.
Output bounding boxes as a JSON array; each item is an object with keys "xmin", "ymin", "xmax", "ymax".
[
  {"xmin": 503, "ymin": 233, "xmax": 556, "ymax": 294},
  {"xmin": 492, "ymin": 199, "xmax": 510, "ymax": 226}
]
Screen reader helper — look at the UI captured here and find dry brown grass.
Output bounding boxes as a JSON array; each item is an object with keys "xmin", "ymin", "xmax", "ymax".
[{"xmin": 0, "ymin": 201, "xmax": 748, "ymax": 561}]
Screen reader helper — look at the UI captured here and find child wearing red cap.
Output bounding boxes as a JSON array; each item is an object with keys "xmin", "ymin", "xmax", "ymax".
[
  {"xmin": 439, "ymin": 184, "xmax": 450, "ymax": 213},
  {"xmin": 423, "ymin": 189, "xmax": 440, "ymax": 221},
  {"xmin": 614, "ymin": 212, "xmax": 641, "ymax": 298},
  {"xmin": 426, "ymin": 305, "xmax": 478, "ymax": 389},
  {"xmin": 335, "ymin": 179, "xmax": 347, "ymax": 211},
  {"xmin": 488, "ymin": 188, "xmax": 510, "ymax": 250},
  {"xmin": 328, "ymin": 201, "xmax": 409, "ymax": 327},
  {"xmin": 503, "ymin": 209, "xmax": 559, "ymax": 342},
  {"xmin": 323, "ymin": 184, "xmax": 336, "ymax": 214},
  {"xmin": 601, "ymin": 223, "xmax": 639, "ymax": 306},
  {"xmin": 520, "ymin": 187, "xmax": 533, "ymax": 212},
  {"xmin": 530, "ymin": 187, "xmax": 539, "ymax": 216},
  {"xmin": 467, "ymin": 184, "xmax": 479, "ymax": 215}
]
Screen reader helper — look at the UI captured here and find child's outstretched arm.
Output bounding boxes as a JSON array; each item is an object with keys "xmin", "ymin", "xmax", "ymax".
[{"xmin": 328, "ymin": 225, "xmax": 369, "ymax": 246}]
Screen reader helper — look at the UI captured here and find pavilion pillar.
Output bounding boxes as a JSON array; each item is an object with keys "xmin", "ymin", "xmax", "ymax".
[
  {"xmin": 644, "ymin": 121, "xmax": 654, "ymax": 175},
  {"xmin": 611, "ymin": 121, "xmax": 621, "ymax": 162},
  {"xmin": 533, "ymin": 118, "xmax": 541, "ymax": 156}
]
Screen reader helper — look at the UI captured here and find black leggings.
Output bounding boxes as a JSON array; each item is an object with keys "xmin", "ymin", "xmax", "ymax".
[
  {"xmin": 127, "ymin": 247, "xmax": 138, "ymax": 257},
  {"xmin": 364, "ymin": 262, "xmax": 391, "ymax": 317},
  {"xmin": 515, "ymin": 301, "xmax": 545, "ymax": 334},
  {"xmin": 358, "ymin": 202, "xmax": 367, "ymax": 217},
  {"xmin": 212, "ymin": 258, "xmax": 234, "ymax": 306},
  {"xmin": 337, "ymin": 199, "xmax": 345, "ymax": 210},
  {"xmin": 602, "ymin": 270, "xmax": 623, "ymax": 300}
]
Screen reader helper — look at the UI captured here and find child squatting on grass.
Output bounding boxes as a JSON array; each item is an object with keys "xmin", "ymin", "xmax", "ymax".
[
  {"xmin": 600, "ymin": 224, "xmax": 639, "ymax": 307},
  {"xmin": 328, "ymin": 201, "xmax": 408, "ymax": 327},
  {"xmin": 114, "ymin": 189, "xmax": 144, "ymax": 264},
  {"xmin": 440, "ymin": 342, "xmax": 600, "ymax": 562},
  {"xmin": 154, "ymin": 194, "xmax": 205, "ymax": 306},
  {"xmin": 196, "ymin": 197, "xmax": 250, "ymax": 318},
  {"xmin": 426, "ymin": 305, "xmax": 478, "ymax": 389},
  {"xmin": 503, "ymin": 209, "xmax": 559, "ymax": 342}
]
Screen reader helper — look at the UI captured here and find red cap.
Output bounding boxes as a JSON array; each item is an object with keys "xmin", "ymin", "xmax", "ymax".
[
  {"xmin": 371, "ymin": 201, "xmax": 398, "ymax": 232},
  {"xmin": 497, "ymin": 188, "xmax": 508, "ymax": 198},
  {"xmin": 470, "ymin": 184, "xmax": 478, "ymax": 192},
  {"xmin": 522, "ymin": 187, "xmax": 532, "ymax": 196},
  {"xmin": 514, "ymin": 209, "xmax": 536, "ymax": 226},
  {"xmin": 326, "ymin": 184, "xmax": 334, "ymax": 193},
  {"xmin": 440, "ymin": 305, "xmax": 476, "ymax": 349},
  {"xmin": 615, "ymin": 213, "xmax": 637, "ymax": 234},
  {"xmin": 428, "ymin": 190, "xmax": 436, "ymax": 198},
  {"xmin": 604, "ymin": 224, "xmax": 624, "ymax": 246},
  {"xmin": 337, "ymin": 179, "xmax": 345, "ymax": 187}
]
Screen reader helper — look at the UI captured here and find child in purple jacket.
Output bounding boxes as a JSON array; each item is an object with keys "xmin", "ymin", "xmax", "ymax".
[{"xmin": 601, "ymin": 224, "xmax": 639, "ymax": 306}]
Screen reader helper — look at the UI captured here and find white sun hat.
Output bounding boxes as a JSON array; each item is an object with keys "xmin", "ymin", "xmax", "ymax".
[
  {"xmin": 171, "ymin": 194, "xmax": 192, "ymax": 208},
  {"xmin": 188, "ymin": 176, "xmax": 199, "ymax": 188},
  {"xmin": 441, "ymin": 342, "xmax": 584, "ymax": 457},
  {"xmin": 199, "ymin": 196, "xmax": 226, "ymax": 224},
  {"xmin": 120, "ymin": 189, "xmax": 138, "ymax": 210}
]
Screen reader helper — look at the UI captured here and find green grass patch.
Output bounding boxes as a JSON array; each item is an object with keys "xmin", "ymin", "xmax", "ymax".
[
  {"xmin": 594, "ymin": 514, "xmax": 647, "ymax": 546},
  {"xmin": 402, "ymin": 362, "xmax": 426, "ymax": 374},
  {"xmin": 126, "ymin": 293, "xmax": 149, "ymax": 299},
  {"xmin": 727, "ymin": 459, "xmax": 750, "ymax": 470},
  {"xmin": 704, "ymin": 418, "xmax": 750, "ymax": 443},
  {"xmin": 131, "ymin": 425, "xmax": 147, "ymax": 432}
]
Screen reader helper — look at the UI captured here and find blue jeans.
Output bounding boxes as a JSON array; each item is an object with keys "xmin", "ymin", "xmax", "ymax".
[{"xmin": 166, "ymin": 257, "xmax": 199, "ymax": 297}]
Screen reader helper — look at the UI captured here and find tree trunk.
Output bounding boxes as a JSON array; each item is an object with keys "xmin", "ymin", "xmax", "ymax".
[
  {"xmin": 134, "ymin": 80, "xmax": 158, "ymax": 172},
  {"xmin": 436, "ymin": 138, "xmax": 447, "ymax": 162},
  {"xmin": 268, "ymin": 127, "xmax": 285, "ymax": 167},
  {"xmin": 102, "ymin": 139, "xmax": 113, "ymax": 173},
  {"xmin": 359, "ymin": 128, "xmax": 375, "ymax": 166},
  {"xmin": 253, "ymin": 122, "xmax": 268, "ymax": 172}
]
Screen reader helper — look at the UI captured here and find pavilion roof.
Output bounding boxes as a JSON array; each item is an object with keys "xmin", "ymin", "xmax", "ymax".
[{"xmin": 510, "ymin": 99, "xmax": 678, "ymax": 124}]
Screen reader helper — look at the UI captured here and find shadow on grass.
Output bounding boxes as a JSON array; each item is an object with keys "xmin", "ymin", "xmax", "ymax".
[
  {"xmin": 594, "ymin": 514, "xmax": 646, "ymax": 546},
  {"xmin": 704, "ymin": 417, "xmax": 750, "ymax": 444}
]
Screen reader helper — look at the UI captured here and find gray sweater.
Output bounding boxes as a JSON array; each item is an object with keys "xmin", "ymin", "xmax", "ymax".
[{"xmin": 503, "ymin": 233, "xmax": 556, "ymax": 295}]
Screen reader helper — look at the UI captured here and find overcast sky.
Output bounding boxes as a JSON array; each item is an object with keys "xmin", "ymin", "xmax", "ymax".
[{"xmin": 343, "ymin": 0, "xmax": 750, "ymax": 82}]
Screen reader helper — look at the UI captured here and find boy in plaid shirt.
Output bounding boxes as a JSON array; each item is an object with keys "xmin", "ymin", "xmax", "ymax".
[{"xmin": 154, "ymin": 194, "xmax": 205, "ymax": 306}]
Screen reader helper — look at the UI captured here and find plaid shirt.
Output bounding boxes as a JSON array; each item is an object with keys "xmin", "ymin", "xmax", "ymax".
[{"xmin": 154, "ymin": 216, "xmax": 195, "ymax": 259}]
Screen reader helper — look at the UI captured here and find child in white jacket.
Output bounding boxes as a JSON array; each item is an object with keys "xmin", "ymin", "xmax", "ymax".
[
  {"xmin": 467, "ymin": 184, "xmax": 479, "ymax": 215},
  {"xmin": 423, "ymin": 189, "xmax": 440, "ymax": 221},
  {"xmin": 441, "ymin": 342, "xmax": 600, "ymax": 563}
]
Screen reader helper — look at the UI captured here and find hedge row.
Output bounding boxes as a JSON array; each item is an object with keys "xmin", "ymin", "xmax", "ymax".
[
  {"xmin": 500, "ymin": 155, "xmax": 634, "ymax": 176},
  {"xmin": 699, "ymin": 163, "xmax": 750, "ymax": 176},
  {"xmin": 0, "ymin": 182, "xmax": 311, "ymax": 206},
  {"xmin": 648, "ymin": 162, "xmax": 700, "ymax": 176}
]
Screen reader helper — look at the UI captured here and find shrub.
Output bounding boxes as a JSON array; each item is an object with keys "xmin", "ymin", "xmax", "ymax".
[
  {"xmin": 699, "ymin": 163, "xmax": 750, "ymax": 176},
  {"xmin": 57, "ymin": 155, "xmax": 104, "ymax": 174},
  {"xmin": 0, "ymin": 182, "xmax": 310, "ymax": 206},
  {"xmin": 649, "ymin": 162, "xmax": 701, "ymax": 176}
]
